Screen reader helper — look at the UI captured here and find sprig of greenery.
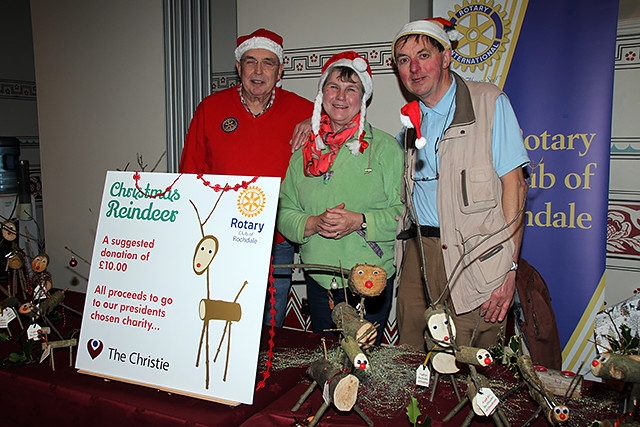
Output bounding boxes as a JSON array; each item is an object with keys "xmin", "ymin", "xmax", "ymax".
[
  {"xmin": 407, "ymin": 396, "xmax": 421, "ymax": 426},
  {"xmin": 406, "ymin": 396, "xmax": 431, "ymax": 426},
  {"xmin": 488, "ymin": 329, "xmax": 521, "ymax": 372},
  {"xmin": 606, "ymin": 324, "xmax": 640, "ymax": 355}
]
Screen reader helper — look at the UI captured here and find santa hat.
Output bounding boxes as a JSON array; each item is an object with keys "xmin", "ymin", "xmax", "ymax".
[
  {"xmin": 234, "ymin": 28, "xmax": 284, "ymax": 63},
  {"xmin": 392, "ymin": 18, "xmax": 462, "ymax": 59},
  {"xmin": 400, "ymin": 100, "xmax": 426, "ymax": 149},
  {"xmin": 312, "ymin": 51, "xmax": 373, "ymax": 154}
]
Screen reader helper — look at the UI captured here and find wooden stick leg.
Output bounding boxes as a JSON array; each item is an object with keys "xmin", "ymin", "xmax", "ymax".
[
  {"xmin": 460, "ymin": 408, "xmax": 475, "ymax": 427},
  {"xmin": 308, "ymin": 402, "xmax": 330, "ymax": 427},
  {"xmin": 442, "ymin": 396, "xmax": 470, "ymax": 422},
  {"xmin": 521, "ymin": 407, "xmax": 542, "ymax": 427},
  {"xmin": 50, "ymin": 348, "xmax": 56, "ymax": 371},
  {"xmin": 491, "ymin": 412, "xmax": 505, "ymax": 427},
  {"xmin": 430, "ymin": 371, "xmax": 440, "ymax": 402},
  {"xmin": 43, "ymin": 317, "xmax": 63, "ymax": 340},
  {"xmin": 448, "ymin": 374, "xmax": 462, "ymax": 401},
  {"xmin": 352, "ymin": 404, "xmax": 374, "ymax": 427},
  {"xmin": 68, "ymin": 345, "xmax": 73, "ymax": 367},
  {"xmin": 497, "ymin": 408, "xmax": 511, "ymax": 427},
  {"xmin": 292, "ymin": 381, "xmax": 318, "ymax": 412},
  {"xmin": 14, "ymin": 308, "xmax": 23, "ymax": 329}
]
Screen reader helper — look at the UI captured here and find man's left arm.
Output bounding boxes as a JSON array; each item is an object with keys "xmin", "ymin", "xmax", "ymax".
[{"xmin": 481, "ymin": 166, "xmax": 528, "ymax": 322}]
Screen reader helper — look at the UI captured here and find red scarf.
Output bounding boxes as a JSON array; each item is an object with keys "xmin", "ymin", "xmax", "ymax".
[{"xmin": 302, "ymin": 113, "xmax": 362, "ymax": 177}]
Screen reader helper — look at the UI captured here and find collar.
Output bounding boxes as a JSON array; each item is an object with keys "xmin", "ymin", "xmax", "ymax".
[
  {"xmin": 419, "ymin": 77, "xmax": 456, "ymax": 117},
  {"xmin": 237, "ymin": 84, "xmax": 276, "ymax": 117}
]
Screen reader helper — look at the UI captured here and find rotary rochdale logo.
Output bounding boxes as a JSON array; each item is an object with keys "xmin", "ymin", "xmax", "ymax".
[
  {"xmin": 237, "ymin": 185, "xmax": 266, "ymax": 218},
  {"xmin": 221, "ymin": 117, "xmax": 238, "ymax": 133},
  {"xmin": 448, "ymin": 0, "xmax": 510, "ymax": 72}
]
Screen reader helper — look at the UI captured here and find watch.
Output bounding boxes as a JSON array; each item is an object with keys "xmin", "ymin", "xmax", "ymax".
[
  {"xmin": 361, "ymin": 214, "xmax": 367, "ymax": 230},
  {"xmin": 509, "ymin": 261, "xmax": 518, "ymax": 272}
]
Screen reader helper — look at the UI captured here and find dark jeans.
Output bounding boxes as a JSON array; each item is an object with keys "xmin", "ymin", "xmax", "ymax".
[{"xmin": 305, "ymin": 272, "xmax": 394, "ymax": 345}]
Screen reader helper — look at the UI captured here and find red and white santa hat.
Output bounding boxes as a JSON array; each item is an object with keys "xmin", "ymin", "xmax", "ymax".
[
  {"xmin": 400, "ymin": 100, "xmax": 427, "ymax": 149},
  {"xmin": 312, "ymin": 51, "xmax": 373, "ymax": 154},
  {"xmin": 392, "ymin": 17, "xmax": 462, "ymax": 59},
  {"xmin": 234, "ymin": 28, "xmax": 284, "ymax": 63}
]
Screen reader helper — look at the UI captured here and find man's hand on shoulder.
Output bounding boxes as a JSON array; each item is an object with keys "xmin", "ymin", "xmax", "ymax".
[{"xmin": 290, "ymin": 118, "xmax": 312, "ymax": 152}]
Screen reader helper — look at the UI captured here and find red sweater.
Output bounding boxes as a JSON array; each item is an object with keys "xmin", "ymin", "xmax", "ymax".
[{"xmin": 180, "ymin": 86, "xmax": 313, "ymax": 243}]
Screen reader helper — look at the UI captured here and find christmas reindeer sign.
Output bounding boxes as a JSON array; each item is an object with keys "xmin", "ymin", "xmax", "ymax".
[{"xmin": 76, "ymin": 171, "xmax": 279, "ymax": 405}]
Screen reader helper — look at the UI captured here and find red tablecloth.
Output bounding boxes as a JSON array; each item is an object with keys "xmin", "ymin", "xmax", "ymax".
[{"xmin": 0, "ymin": 290, "xmax": 622, "ymax": 426}]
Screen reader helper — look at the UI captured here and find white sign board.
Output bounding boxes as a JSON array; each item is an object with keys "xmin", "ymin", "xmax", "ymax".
[{"xmin": 75, "ymin": 171, "xmax": 279, "ymax": 405}]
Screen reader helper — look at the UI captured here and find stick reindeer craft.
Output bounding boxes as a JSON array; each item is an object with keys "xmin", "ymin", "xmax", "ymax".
[
  {"xmin": 517, "ymin": 354, "xmax": 570, "ymax": 425},
  {"xmin": 190, "ymin": 196, "xmax": 249, "ymax": 388}
]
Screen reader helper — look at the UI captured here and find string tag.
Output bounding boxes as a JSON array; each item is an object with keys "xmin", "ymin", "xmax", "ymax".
[
  {"xmin": 27, "ymin": 323, "xmax": 43, "ymax": 340},
  {"xmin": 472, "ymin": 387, "xmax": 499, "ymax": 416},
  {"xmin": 0, "ymin": 307, "xmax": 16, "ymax": 327},
  {"xmin": 416, "ymin": 364, "xmax": 430, "ymax": 387},
  {"xmin": 40, "ymin": 343, "xmax": 52, "ymax": 363}
]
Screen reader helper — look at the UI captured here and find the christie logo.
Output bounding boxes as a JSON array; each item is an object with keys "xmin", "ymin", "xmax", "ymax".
[
  {"xmin": 107, "ymin": 347, "xmax": 170, "ymax": 371},
  {"xmin": 87, "ymin": 339, "xmax": 104, "ymax": 359}
]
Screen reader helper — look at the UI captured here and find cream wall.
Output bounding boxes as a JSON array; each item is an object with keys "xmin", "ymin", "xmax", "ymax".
[{"xmin": 30, "ymin": 0, "xmax": 166, "ymax": 293}]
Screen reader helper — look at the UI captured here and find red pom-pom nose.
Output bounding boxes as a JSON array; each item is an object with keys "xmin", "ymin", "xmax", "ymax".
[
  {"xmin": 365, "ymin": 280, "xmax": 373, "ymax": 288},
  {"xmin": 591, "ymin": 360, "xmax": 599, "ymax": 367}
]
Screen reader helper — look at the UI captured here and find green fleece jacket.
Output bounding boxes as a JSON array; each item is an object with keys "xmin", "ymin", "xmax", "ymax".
[{"xmin": 278, "ymin": 123, "xmax": 403, "ymax": 289}]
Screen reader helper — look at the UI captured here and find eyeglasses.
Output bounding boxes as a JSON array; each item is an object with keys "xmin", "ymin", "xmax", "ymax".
[{"xmin": 241, "ymin": 57, "xmax": 279, "ymax": 69}]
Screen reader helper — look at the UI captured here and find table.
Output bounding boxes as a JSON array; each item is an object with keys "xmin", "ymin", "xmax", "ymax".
[{"xmin": 0, "ymin": 290, "xmax": 622, "ymax": 426}]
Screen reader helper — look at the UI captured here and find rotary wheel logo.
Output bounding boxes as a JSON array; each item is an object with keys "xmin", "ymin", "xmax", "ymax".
[
  {"xmin": 237, "ymin": 186, "xmax": 266, "ymax": 218},
  {"xmin": 448, "ymin": 0, "xmax": 510, "ymax": 72}
]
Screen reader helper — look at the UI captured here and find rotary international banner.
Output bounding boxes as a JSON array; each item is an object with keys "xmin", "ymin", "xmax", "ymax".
[
  {"xmin": 434, "ymin": 0, "xmax": 619, "ymax": 372},
  {"xmin": 75, "ymin": 171, "xmax": 279, "ymax": 405}
]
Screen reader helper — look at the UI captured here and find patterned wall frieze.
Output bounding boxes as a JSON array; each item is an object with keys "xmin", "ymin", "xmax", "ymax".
[
  {"xmin": 210, "ymin": 41, "xmax": 395, "ymax": 93},
  {"xmin": 607, "ymin": 202, "xmax": 640, "ymax": 260},
  {"xmin": 282, "ymin": 42, "xmax": 394, "ymax": 80},
  {"xmin": 0, "ymin": 79, "xmax": 37, "ymax": 100},
  {"xmin": 210, "ymin": 72, "xmax": 240, "ymax": 93},
  {"xmin": 615, "ymin": 33, "xmax": 640, "ymax": 70},
  {"xmin": 611, "ymin": 136, "xmax": 640, "ymax": 158}
]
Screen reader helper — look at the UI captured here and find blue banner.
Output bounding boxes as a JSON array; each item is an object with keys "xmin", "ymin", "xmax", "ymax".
[{"xmin": 436, "ymin": 0, "xmax": 619, "ymax": 369}]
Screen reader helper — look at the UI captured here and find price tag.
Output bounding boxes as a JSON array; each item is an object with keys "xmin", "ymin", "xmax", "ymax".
[
  {"xmin": 471, "ymin": 387, "xmax": 499, "ymax": 416},
  {"xmin": 40, "ymin": 343, "xmax": 51, "ymax": 363},
  {"xmin": 416, "ymin": 364, "xmax": 430, "ymax": 387},
  {"xmin": 27, "ymin": 323, "xmax": 43, "ymax": 340},
  {"xmin": 0, "ymin": 307, "xmax": 16, "ymax": 328}
]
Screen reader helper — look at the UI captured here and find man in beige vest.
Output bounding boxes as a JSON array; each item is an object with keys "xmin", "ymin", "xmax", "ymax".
[{"xmin": 393, "ymin": 18, "xmax": 530, "ymax": 350}]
